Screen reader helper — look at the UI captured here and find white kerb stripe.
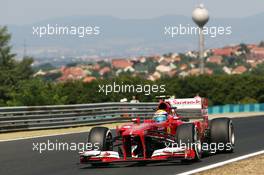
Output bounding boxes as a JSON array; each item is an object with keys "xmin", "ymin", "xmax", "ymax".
[{"xmin": 177, "ymin": 150, "xmax": 264, "ymax": 175}]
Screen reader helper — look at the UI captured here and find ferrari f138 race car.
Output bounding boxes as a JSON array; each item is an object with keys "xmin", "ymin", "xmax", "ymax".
[{"xmin": 79, "ymin": 96, "xmax": 235, "ymax": 166}]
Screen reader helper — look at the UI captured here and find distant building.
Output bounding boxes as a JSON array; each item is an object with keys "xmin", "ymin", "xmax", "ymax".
[
  {"xmin": 33, "ymin": 69, "xmax": 46, "ymax": 77},
  {"xmin": 150, "ymin": 55, "xmax": 162, "ymax": 62},
  {"xmin": 158, "ymin": 57, "xmax": 172, "ymax": 66},
  {"xmin": 211, "ymin": 47, "xmax": 238, "ymax": 57},
  {"xmin": 185, "ymin": 51, "xmax": 198, "ymax": 58},
  {"xmin": 172, "ymin": 56, "xmax": 181, "ymax": 62},
  {"xmin": 99, "ymin": 67, "xmax": 111, "ymax": 76},
  {"xmin": 166, "ymin": 69, "xmax": 177, "ymax": 77},
  {"xmin": 112, "ymin": 59, "xmax": 133, "ymax": 69},
  {"xmin": 59, "ymin": 67, "xmax": 86, "ymax": 81},
  {"xmin": 223, "ymin": 66, "xmax": 232, "ymax": 74},
  {"xmin": 91, "ymin": 63, "xmax": 101, "ymax": 71},
  {"xmin": 247, "ymin": 44, "xmax": 258, "ymax": 49},
  {"xmin": 124, "ymin": 66, "xmax": 135, "ymax": 72},
  {"xmin": 206, "ymin": 68, "xmax": 214, "ymax": 75},
  {"xmin": 115, "ymin": 69, "xmax": 123, "ymax": 76},
  {"xmin": 189, "ymin": 68, "xmax": 200, "ymax": 76},
  {"xmin": 156, "ymin": 65, "xmax": 172, "ymax": 73},
  {"xmin": 250, "ymin": 47, "xmax": 264, "ymax": 59},
  {"xmin": 189, "ymin": 68, "xmax": 213, "ymax": 76},
  {"xmin": 179, "ymin": 64, "xmax": 188, "ymax": 71},
  {"xmin": 232, "ymin": 65, "xmax": 247, "ymax": 74},
  {"xmin": 139, "ymin": 57, "xmax": 146, "ymax": 63},
  {"xmin": 83, "ymin": 76, "xmax": 96, "ymax": 83},
  {"xmin": 147, "ymin": 71, "xmax": 161, "ymax": 81},
  {"xmin": 179, "ymin": 71, "xmax": 189, "ymax": 77},
  {"xmin": 207, "ymin": 55, "xmax": 223, "ymax": 64}
]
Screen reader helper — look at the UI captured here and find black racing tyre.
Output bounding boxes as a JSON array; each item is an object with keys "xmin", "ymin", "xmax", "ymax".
[
  {"xmin": 88, "ymin": 127, "xmax": 113, "ymax": 151},
  {"xmin": 176, "ymin": 123, "xmax": 202, "ymax": 161},
  {"xmin": 210, "ymin": 118, "xmax": 235, "ymax": 153}
]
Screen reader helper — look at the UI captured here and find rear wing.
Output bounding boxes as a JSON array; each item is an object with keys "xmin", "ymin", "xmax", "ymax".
[{"xmin": 165, "ymin": 96, "xmax": 208, "ymax": 119}]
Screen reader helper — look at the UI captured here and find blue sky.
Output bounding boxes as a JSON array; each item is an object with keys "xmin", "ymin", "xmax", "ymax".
[{"xmin": 2, "ymin": 0, "xmax": 264, "ymax": 25}]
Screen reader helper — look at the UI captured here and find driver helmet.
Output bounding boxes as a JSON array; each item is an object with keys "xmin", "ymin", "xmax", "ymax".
[{"xmin": 153, "ymin": 110, "xmax": 168, "ymax": 123}]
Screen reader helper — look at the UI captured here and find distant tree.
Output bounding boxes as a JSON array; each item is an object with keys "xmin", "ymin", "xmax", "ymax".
[
  {"xmin": 251, "ymin": 63, "xmax": 264, "ymax": 75},
  {"xmin": 7, "ymin": 79, "xmax": 66, "ymax": 106},
  {"xmin": 0, "ymin": 26, "xmax": 33, "ymax": 106},
  {"xmin": 34, "ymin": 63, "xmax": 55, "ymax": 71},
  {"xmin": 66, "ymin": 62, "xmax": 77, "ymax": 67},
  {"xmin": 259, "ymin": 41, "xmax": 264, "ymax": 48},
  {"xmin": 179, "ymin": 53, "xmax": 195, "ymax": 64},
  {"xmin": 239, "ymin": 97, "xmax": 257, "ymax": 104},
  {"xmin": 0, "ymin": 26, "xmax": 16, "ymax": 68},
  {"xmin": 205, "ymin": 63, "xmax": 224, "ymax": 75},
  {"xmin": 258, "ymin": 95, "xmax": 264, "ymax": 103},
  {"xmin": 163, "ymin": 53, "xmax": 173, "ymax": 58},
  {"xmin": 42, "ymin": 72, "xmax": 62, "ymax": 81},
  {"xmin": 97, "ymin": 60, "xmax": 111, "ymax": 67},
  {"xmin": 13, "ymin": 56, "xmax": 34, "ymax": 80},
  {"xmin": 145, "ymin": 60, "xmax": 158, "ymax": 73},
  {"xmin": 239, "ymin": 43, "xmax": 250, "ymax": 54}
]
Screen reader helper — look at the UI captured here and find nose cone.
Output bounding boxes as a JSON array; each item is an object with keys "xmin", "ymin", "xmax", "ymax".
[{"xmin": 122, "ymin": 123, "xmax": 150, "ymax": 136}]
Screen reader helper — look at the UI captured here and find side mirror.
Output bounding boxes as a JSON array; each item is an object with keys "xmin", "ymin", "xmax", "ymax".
[{"xmin": 132, "ymin": 117, "xmax": 140, "ymax": 124}]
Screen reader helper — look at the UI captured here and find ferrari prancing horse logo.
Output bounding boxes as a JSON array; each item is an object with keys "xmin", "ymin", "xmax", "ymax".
[{"xmin": 167, "ymin": 127, "xmax": 171, "ymax": 134}]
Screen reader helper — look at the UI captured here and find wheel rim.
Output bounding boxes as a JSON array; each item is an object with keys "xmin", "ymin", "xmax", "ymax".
[
  {"xmin": 106, "ymin": 130, "xmax": 113, "ymax": 150},
  {"xmin": 229, "ymin": 122, "xmax": 235, "ymax": 146},
  {"xmin": 194, "ymin": 128, "xmax": 202, "ymax": 159}
]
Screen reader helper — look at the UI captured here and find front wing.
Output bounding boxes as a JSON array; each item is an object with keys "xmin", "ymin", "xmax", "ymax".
[{"xmin": 79, "ymin": 147, "xmax": 196, "ymax": 164}]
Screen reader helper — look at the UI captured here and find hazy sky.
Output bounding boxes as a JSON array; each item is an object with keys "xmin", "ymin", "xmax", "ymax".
[{"xmin": 2, "ymin": 0, "xmax": 264, "ymax": 25}]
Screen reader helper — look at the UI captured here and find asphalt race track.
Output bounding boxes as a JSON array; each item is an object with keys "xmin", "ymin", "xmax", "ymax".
[{"xmin": 1, "ymin": 116, "xmax": 264, "ymax": 175}]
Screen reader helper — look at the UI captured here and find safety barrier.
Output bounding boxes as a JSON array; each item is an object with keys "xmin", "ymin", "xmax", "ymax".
[
  {"xmin": 0, "ymin": 103, "xmax": 156, "ymax": 133},
  {"xmin": 1, "ymin": 102, "xmax": 263, "ymax": 133},
  {"xmin": 208, "ymin": 103, "xmax": 264, "ymax": 114}
]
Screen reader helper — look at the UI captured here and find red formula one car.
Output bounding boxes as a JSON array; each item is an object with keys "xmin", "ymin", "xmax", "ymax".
[{"xmin": 80, "ymin": 96, "xmax": 235, "ymax": 166}]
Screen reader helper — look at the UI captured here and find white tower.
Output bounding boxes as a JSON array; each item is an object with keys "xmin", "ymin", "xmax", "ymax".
[{"xmin": 192, "ymin": 4, "xmax": 209, "ymax": 74}]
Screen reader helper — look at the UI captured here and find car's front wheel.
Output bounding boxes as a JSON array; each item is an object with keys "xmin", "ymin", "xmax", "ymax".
[
  {"xmin": 88, "ymin": 126, "xmax": 113, "ymax": 151},
  {"xmin": 87, "ymin": 127, "xmax": 113, "ymax": 167},
  {"xmin": 176, "ymin": 123, "xmax": 202, "ymax": 162}
]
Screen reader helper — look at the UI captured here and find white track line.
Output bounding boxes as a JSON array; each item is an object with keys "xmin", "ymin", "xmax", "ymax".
[{"xmin": 177, "ymin": 150, "xmax": 264, "ymax": 175}]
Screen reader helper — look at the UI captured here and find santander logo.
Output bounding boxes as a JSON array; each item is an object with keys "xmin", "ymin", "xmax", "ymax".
[{"xmin": 169, "ymin": 98, "xmax": 201, "ymax": 105}]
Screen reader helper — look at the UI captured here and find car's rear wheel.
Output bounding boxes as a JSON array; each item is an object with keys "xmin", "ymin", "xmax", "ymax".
[
  {"xmin": 210, "ymin": 118, "xmax": 235, "ymax": 153},
  {"xmin": 176, "ymin": 123, "xmax": 202, "ymax": 162}
]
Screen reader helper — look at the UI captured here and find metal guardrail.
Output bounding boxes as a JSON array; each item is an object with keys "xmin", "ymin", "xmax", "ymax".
[
  {"xmin": 1, "ymin": 102, "xmax": 263, "ymax": 133},
  {"xmin": 0, "ymin": 103, "xmax": 157, "ymax": 133}
]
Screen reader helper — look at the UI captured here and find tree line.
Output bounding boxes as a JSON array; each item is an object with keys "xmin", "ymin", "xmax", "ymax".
[
  {"xmin": 1, "ymin": 26, "xmax": 264, "ymax": 106},
  {"xmin": 3, "ymin": 74, "xmax": 264, "ymax": 106}
]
